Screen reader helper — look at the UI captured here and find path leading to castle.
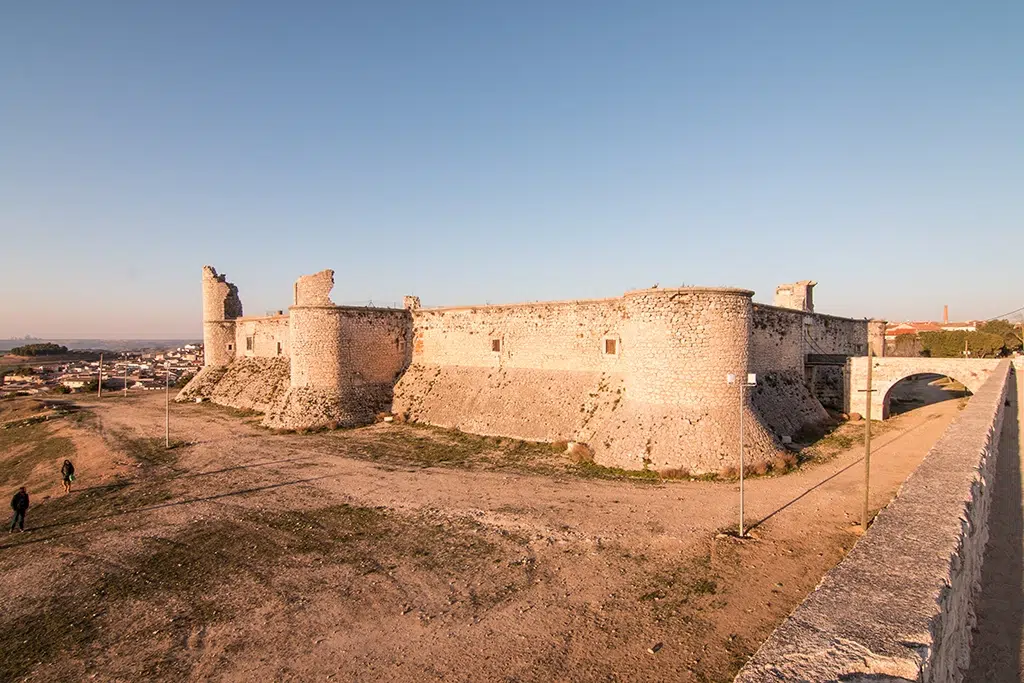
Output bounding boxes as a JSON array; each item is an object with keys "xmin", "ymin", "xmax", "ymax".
[
  {"xmin": 966, "ymin": 369, "xmax": 1023, "ymax": 682},
  {"xmin": 0, "ymin": 381, "xmax": 966, "ymax": 682}
]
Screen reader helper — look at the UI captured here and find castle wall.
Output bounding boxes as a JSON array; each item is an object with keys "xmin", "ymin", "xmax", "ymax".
[
  {"xmin": 750, "ymin": 303, "xmax": 872, "ymax": 414},
  {"xmin": 395, "ymin": 288, "xmax": 787, "ymax": 473},
  {"xmin": 183, "ymin": 264, "xmax": 884, "ymax": 474},
  {"xmin": 394, "ymin": 298, "xmax": 624, "ymax": 449},
  {"xmin": 411, "ymin": 298, "xmax": 624, "ymax": 370},
  {"xmin": 235, "ymin": 316, "xmax": 290, "ymax": 359}
]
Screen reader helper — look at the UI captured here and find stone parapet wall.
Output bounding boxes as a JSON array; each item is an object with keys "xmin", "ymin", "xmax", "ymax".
[{"xmin": 734, "ymin": 361, "xmax": 1012, "ymax": 682}]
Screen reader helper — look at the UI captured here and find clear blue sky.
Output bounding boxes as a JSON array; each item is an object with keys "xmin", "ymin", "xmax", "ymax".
[{"xmin": 1, "ymin": 2, "xmax": 1021, "ymax": 337}]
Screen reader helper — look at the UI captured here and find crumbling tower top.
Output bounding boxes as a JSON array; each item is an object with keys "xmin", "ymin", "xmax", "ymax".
[
  {"xmin": 202, "ymin": 265, "xmax": 243, "ymax": 321},
  {"xmin": 773, "ymin": 280, "xmax": 816, "ymax": 312}
]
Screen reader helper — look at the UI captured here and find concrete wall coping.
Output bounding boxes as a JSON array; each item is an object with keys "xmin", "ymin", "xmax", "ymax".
[
  {"xmin": 622, "ymin": 286, "xmax": 755, "ymax": 297},
  {"xmin": 735, "ymin": 360, "xmax": 1012, "ymax": 682},
  {"xmin": 416, "ymin": 297, "xmax": 623, "ymax": 313},
  {"xmin": 287, "ymin": 305, "xmax": 407, "ymax": 314},
  {"xmin": 416, "ymin": 287, "xmax": 756, "ymax": 314},
  {"xmin": 235, "ymin": 314, "xmax": 289, "ymax": 322}
]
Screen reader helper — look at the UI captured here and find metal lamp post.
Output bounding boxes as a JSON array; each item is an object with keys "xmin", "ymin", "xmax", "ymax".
[
  {"xmin": 727, "ymin": 372, "xmax": 757, "ymax": 537},
  {"xmin": 165, "ymin": 362, "xmax": 170, "ymax": 448}
]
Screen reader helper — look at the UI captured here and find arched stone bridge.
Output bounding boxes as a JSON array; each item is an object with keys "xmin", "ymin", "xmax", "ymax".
[{"xmin": 846, "ymin": 357, "xmax": 1003, "ymax": 420}]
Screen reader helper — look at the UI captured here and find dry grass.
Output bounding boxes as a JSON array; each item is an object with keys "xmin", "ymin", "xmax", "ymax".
[
  {"xmin": 566, "ymin": 442, "xmax": 594, "ymax": 464},
  {"xmin": 658, "ymin": 467, "xmax": 690, "ymax": 480}
]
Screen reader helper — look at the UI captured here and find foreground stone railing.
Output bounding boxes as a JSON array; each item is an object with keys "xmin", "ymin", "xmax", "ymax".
[{"xmin": 735, "ymin": 360, "xmax": 1012, "ymax": 682}]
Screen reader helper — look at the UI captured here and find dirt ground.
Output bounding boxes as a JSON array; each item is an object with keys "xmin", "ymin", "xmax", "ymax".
[{"xmin": 0, "ymin": 378, "xmax": 967, "ymax": 682}]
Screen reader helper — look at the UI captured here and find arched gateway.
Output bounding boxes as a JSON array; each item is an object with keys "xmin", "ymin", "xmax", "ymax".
[{"xmin": 846, "ymin": 357, "xmax": 1002, "ymax": 419}]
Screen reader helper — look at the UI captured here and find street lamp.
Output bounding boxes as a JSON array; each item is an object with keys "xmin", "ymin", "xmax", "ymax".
[
  {"xmin": 727, "ymin": 372, "xmax": 757, "ymax": 537},
  {"xmin": 165, "ymin": 361, "xmax": 170, "ymax": 448}
]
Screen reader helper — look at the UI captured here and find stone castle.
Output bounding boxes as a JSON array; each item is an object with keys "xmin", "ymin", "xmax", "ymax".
[{"xmin": 179, "ymin": 266, "xmax": 885, "ymax": 473}]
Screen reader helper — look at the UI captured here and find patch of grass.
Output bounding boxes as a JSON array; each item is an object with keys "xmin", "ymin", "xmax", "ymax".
[
  {"xmin": 113, "ymin": 433, "xmax": 188, "ymax": 470},
  {"xmin": 0, "ymin": 421, "xmax": 75, "ymax": 489},
  {"xmin": 0, "ymin": 518, "xmax": 283, "ymax": 681},
  {"xmin": 572, "ymin": 461, "xmax": 661, "ymax": 482},
  {"xmin": 799, "ymin": 419, "xmax": 894, "ymax": 466},
  {"xmin": 635, "ymin": 554, "xmax": 719, "ymax": 619}
]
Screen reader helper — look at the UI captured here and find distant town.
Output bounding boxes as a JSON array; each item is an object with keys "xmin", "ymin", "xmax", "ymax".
[{"xmin": 0, "ymin": 342, "xmax": 204, "ymax": 398}]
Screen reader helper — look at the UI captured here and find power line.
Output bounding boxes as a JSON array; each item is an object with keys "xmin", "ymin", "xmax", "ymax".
[{"xmin": 984, "ymin": 305, "xmax": 1024, "ymax": 322}]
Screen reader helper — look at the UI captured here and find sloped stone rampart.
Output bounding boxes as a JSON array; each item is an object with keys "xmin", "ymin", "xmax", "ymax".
[
  {"xmin": 175, "ymin": 357, "xmax": 290, "ymax": 414},
  {"xmin": 734, "ymin": 361, "xmax": 1012, "ymax": 683}
]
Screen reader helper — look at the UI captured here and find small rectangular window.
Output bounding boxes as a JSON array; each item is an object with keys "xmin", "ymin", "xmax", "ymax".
[
  {"xmin": 246, "ymin": 336, "xmax": 254, "ymax": 351},
  {"xmin": 491, "ymin": 338, "xmax": 501, "ymax": 353},
  {"xmin": 604, "ymin": 338, "xmax": 617, "ymax": 355},
  {"xmin": 227, "ymin": 343, "xmax": 233, "ymax": 351},
  {"xmin": 276, "ymin": 341, "xmax": 282, "ymax": 356}
]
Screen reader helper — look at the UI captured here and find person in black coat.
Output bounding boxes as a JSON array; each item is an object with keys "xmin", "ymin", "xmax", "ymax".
[
  {"xmin": 10, "ymin": 487, "xmax": 29, "ymax": 533},
  {"xmin": 61, "ymin": 459, "xmax": 75, "ymax": 493}
]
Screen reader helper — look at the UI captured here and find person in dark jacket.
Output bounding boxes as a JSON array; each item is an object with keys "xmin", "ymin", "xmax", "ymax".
[
  {"xmin": 61, "ymin": 459, "xmax": 75, "ymax": 493},
  {"xmin": 10, "ymin": 487, "xmax": 29, "ymax": 533}
]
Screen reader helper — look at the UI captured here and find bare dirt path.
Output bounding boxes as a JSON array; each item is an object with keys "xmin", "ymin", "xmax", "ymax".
[
  {"xmin": 0, "ymin": 380, "xmax": 964, "ymax": 682},
  {"xmin": 965, "ymin": 369, "xmax": 1023, "ymax": 682}
]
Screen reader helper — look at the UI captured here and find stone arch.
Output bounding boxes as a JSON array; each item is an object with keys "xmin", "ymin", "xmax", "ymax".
[
  {"xmin": 879, "ymin": 372, "xmax": 974, "ymax": 419},
  {"xmin": 847, "ymin": 357, "xmax": 1001, "ymax": 420}
]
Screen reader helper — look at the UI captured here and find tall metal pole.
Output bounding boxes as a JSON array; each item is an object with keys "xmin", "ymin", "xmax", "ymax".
[
  {"xmin": 165, "ymin": 363, "xmax": 170, "ymax": 448},
  {"xmin": 123, "ymin": 353, "xmax": 128, "ymax": 397},
  {"xmin": 739, "ymin": 381, "xmax": 745, "ymax": 537},
  {"xmin": 861, "ymin": 351, "xmax": 873, "ymax": 530},
  {"xmin": 98, "ymin": 353, "xmax": 103, "ymax": 398}
]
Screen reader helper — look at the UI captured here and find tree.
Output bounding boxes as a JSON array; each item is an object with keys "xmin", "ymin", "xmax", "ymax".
[
  {"xmin": 9, "ymin": 343, "xmax": 68, "ymax": 356},
  {"xmin": 977, "ymin": 320, "xmax": 1023, "ymax": 354},
  {"xmin": 174, "ymin": 372, "xmax": 195, "ymax": 389},
  {"xmin": 919, "ymin": 330, "xmax": 1006, "ymax": 358}
]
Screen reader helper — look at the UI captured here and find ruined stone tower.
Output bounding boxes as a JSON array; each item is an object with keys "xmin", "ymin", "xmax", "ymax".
[
  {"xmin": 202, "ymin": 266, "xmax": 243, "ymax": 367},
  {"xmin": 773, "ymin": 280, "xmax": 816, "ymax": 312}
]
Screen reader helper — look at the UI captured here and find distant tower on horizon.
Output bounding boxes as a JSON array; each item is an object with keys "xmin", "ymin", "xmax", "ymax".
[{"xmin": 943, "ymin": 304, "xmax": 949, "ymax": 324}]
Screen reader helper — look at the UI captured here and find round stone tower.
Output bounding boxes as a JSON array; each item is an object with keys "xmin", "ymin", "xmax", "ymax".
[
  {"xmin": 602, "ymin": 287, "xmax": 776, "ymax": 473},
  {"xmin": 264, "ymin": 269, "xmax": 367, "ymax": 429},
  {"xmin": 201, "ymin": 266, "xmax": 242, "ymax": 366}
]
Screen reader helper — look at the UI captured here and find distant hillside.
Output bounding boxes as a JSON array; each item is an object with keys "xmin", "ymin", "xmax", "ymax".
[{"xmin": 0, "ymin": 339, "xmax": 201, "ymax": 353}]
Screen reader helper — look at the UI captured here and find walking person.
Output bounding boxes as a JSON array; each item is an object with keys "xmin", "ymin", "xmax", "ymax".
[
  {"xmin": 61, "ymin": 459, "xmax": 75, "ymax": 494},
  {"xmin": 10, "ymin": 487, "xmax": 29, "ymax": 533}
]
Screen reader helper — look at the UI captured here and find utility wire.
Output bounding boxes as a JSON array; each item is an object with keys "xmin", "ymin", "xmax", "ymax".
[{"xmin": 984, "ymin": 305, "xmax": 1024, "ymax": 322}]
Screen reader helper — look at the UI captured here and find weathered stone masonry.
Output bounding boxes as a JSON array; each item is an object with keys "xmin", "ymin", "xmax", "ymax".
[{"xmin": 180, "ymin": 268, "xmax": 882, "ymax": 473}]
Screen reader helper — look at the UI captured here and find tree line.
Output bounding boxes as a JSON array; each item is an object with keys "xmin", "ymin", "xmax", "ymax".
[
  {"xmin": 890, "ymin": 320, "xmax": 1022, "ymax": 358},
  {"xmin": 8, "ymin": 343, "xmax": 69, "ymax": 356}
]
